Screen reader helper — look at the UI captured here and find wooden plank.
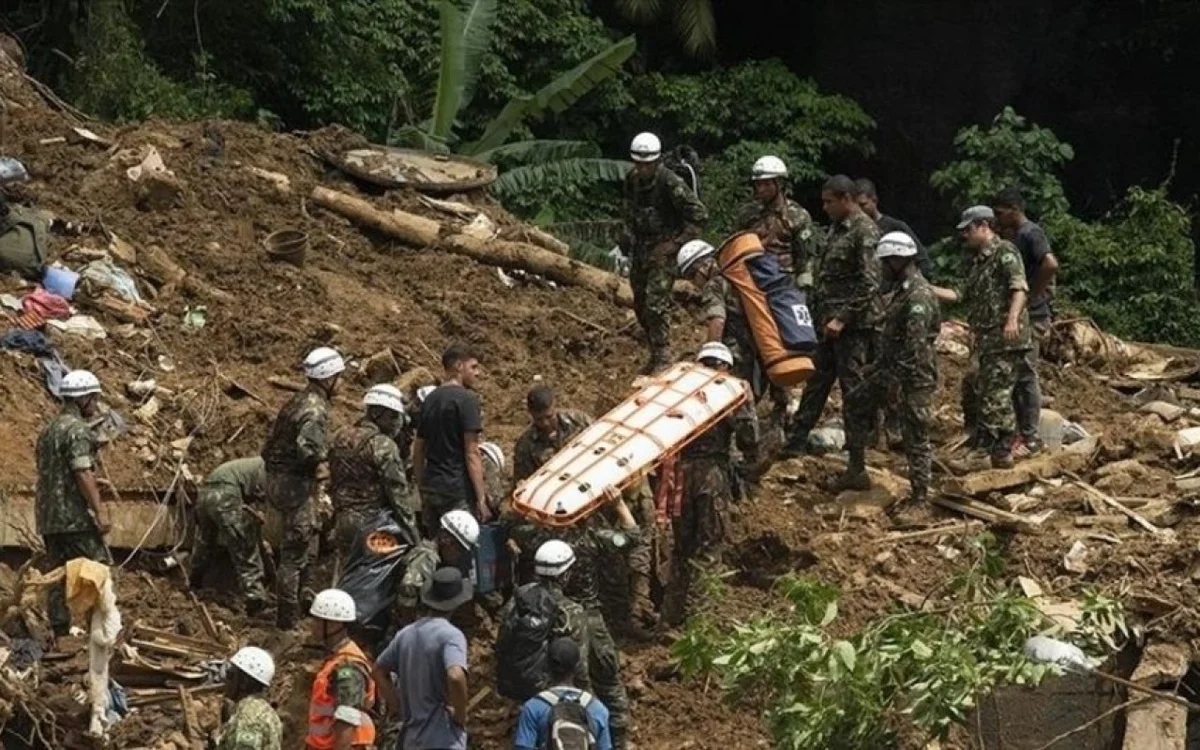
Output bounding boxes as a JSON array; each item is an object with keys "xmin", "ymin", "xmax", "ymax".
[
  {"xmin": 0, "ymin": 492, "xmax": 179, "ymax": 549},
  {"xmin": 884, "ymin": 520, "xmax": 984, "ymax": 543},
  {"xmin": 133, "ymin": 624, "xmax": 228, "ymax": 657},
  {"xmin": 189, "ymin": 592, "xmax": 226, "ymax": 647},
  {"xmin": 1073, "ymin": 515, "xmax": 1129, "ymax": 529},
  {"xmin": 1067, "ymin": 474, "xmax": 1173, "ymax": 540},
  {"xmin": 933, "ymin": 495, "xmax": 1043, "ymax": 533},
  {"xmin": 940, "ymin": 437, "xmax": 1097, "ymax": 496},
  {"xmin": 178, "ymin": 685, "xmax": 200, "ymax": 745}
]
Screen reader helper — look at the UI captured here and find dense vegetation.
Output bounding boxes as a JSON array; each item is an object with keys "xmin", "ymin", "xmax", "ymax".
[{"xmin": 4, "ymin": 0, "xmax": 1197, "ymax": 345}]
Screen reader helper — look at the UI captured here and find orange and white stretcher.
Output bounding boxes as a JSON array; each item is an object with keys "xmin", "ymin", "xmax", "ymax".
[{"xmin": 511, "ymin": 361, "xmax": 750, "ymax": 527}]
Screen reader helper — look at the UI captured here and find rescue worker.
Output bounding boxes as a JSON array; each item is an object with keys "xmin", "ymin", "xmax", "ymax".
[
  {"xmin": 398, "ymin": 509, "xmax": 480, "ymax": 608},
  {"xmin": 676, "ymin": 237, "xmax": 778, "ymax": 441},
  {"xmin": 35, "ymin": 369, "xmax": 112, "ymax": 638},
  {"xmin": 512, "ymin": 384, "xmax": 593, "ymax": 485},
  {"xmin": 480, "ymin": 440, "xmax": 507, "ymax": 517},
  {"xmin": 306, "ymin": 589, "xmax": 377, "ymax": 749},
  {"xmin": 329, "ymin": 383, "xmax": 418, "ymax": 563},
  {"xmin": 190, "ymin": 456, "xmax": 268, "ymax": 615},
  {"xmin": 508, "ymin": 384, "xmax": 657, "ymax": 636},
  {"xmin": 736, "ymin": 155, "xmax": 818, "ymax": 290},
  {"xmin": 873, "ymin": 233, "xmax": 940, "ymax": 519},
  {"xmin": 261, "ymin": 346, "xmax": 343, "ymax": 629},
  {"xmin": 663, "ymin": 343, "xmax": 759, "ymax": 626},
  {"xmin": 557, "ymin": 497, "xmax": 641, "ymax": 750},
  {"xmin": 622, "ymin": 131, "xmax": 709, "ymax": 374},
  {"xmin": 854, "ymin": 178, "xmax": 931, "ymax": 277},
  {"xmin": 217, "ymin": 646, "xmax": 282, "ymax": 750},
  {"xmin": 782, "ymin": 174, "xmax": 882, "ymax": 492},
  {"xmin": 935, "ymin": 206, "xmax": 1030, "ymax": 469}
]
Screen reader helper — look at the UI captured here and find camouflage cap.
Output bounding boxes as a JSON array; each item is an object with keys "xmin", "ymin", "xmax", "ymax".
[{"xmin": 956, "ymin": 205, "xmax": 995, "ymax": 230}]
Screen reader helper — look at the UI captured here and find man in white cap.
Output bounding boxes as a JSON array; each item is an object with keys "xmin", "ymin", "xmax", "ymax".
[
  {"xmin": 621, "ymin": 131, "xmax": 708, "ymax": 374},
  {"xmin": 36, "ymin": 369, "xmax": 112, "ymax": 638},
  {"xmin": 329, "ymin": 383, "xmax": 418, "ymax": 562},
  {"xmin": 217, "ymin": 646, "xmax": 281, "ymax": 749},
  {"xmin": 737, "ymin": 155, "xmax": 818, "ymax": 289},
  {"xmin": 261, "ymin": 346, "xmax": 344, "ymax": 628}
]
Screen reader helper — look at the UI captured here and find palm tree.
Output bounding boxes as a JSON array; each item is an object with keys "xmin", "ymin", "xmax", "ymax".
[
  {"xmin": 614, "ymin": 0, "xmax": 716, "ymax": 58},
  {"xmin": 396, "ymin": 0, "xmax": 636, "ymax": 203}
]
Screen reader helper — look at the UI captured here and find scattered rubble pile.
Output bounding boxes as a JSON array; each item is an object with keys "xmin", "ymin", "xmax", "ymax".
[{"xmin": 2, "ymin": 49, "xmax": 1200, "ymax": 750}]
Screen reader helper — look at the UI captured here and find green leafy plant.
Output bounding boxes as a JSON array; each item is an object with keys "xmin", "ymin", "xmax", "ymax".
[
  {"xmin": 672, "ymin": 535, "xmax": 1103, "ymax": 748},
  {"xmin": 613, "ymin": 0, "xmax": 717, "ymax": 57}
]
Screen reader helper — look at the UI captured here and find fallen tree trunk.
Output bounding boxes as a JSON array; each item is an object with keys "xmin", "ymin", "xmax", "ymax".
[
  {"xmin": 138, "ymin": 243, "xmax": 235, "ymax": 303},
  {"xmin": 311, "ymin": 185, "xmax": 685, "ymax": 309}
]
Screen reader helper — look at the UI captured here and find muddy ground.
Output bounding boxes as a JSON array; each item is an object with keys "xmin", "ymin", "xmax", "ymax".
[{"xmin": 2, "ymin": 51, "xmax": 1200, "ymax": 750}]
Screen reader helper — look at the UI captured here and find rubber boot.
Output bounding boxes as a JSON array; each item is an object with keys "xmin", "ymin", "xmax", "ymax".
[
  {"xmin": 779, "ymin": 429, "xmax": 810, "ymax": 459},
  {"xmin": 245, "ymin": 598, "xmax": 266, "ymax": 618},
  {"xmin": 643, "ymin": 347, "xmax": 671, "ymax": 375},
  {"xmin": 829, "ymin": 447, "xmax": 871, "ymax": 492},
  {"xmin": 990, "ymin": 434, "xmax": 1015, "ymax": 469},
  {"xmin": 611, "ymin": 724, "xmax": 630, "ymax": 750},
  {"xmin": 889, "ymin": 484, "xmax": 927, "ymax": 525}
]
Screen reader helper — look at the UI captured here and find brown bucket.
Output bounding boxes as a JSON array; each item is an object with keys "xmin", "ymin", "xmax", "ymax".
[{"xmin": 265, "ymin": 229, "xmax": 309, "ymax": 267}]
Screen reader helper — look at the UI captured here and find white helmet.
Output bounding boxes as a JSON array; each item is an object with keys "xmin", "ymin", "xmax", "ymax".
[
  {"xmin": 416, "ymin": 385, "xmax": 436, "ymax": 404},
  {"xmin": 480, "ymin": 441, "xmax": 505, "ymax": 471},
  {"xmin": 697, "ymin": 341, "xmax": 734, "ymax": 368},
  {"xmin": 363, "ymin": 383, "xmax": 405, "ymax": 414},
  {"xmin": 309, "ymin": 588, "xmax": 356, "ymax": 622},
  {"xmin": 876, "ymin": 231, "xmax": 918, "ymax": 259},
  {"xmin": 535, "ymin": 539, "xmax": 576, "ymax": 577},
  {"xmin": 60, "ymin": 370, "xmax": 102, "ymax": 399},
  {"xmin": 676, "ymin": 239, "xmax": 716, "ymax": 275},
  {"xmin": 751, "ymin": 155, "xmax": 788, "ymax": 181},
  {"xmin": 229, "ymin": 646, "xmax": 275, "ymax": 687},
  {"xmin": 629, "ymin": 132, "xmax": 662, "ymax": 163},
  {"xmin": 303, "ymin": 347, "xmax": 345, "ymax": 380},
  {"xmin": 440, "ymin": 509, "xmax": 480, "ymax": 549}
]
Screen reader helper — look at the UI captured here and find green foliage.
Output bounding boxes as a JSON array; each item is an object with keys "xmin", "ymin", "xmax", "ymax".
[
  {"xmin": 1055, "ymin": 187, "xmax": 1200, "ymax": 345},
  {"xmin": 633, "ymin": 60, "xmax": 875, "ymax": 236},
  {"xmin": 614, "ymin": 0, "xmax": 717, "ymax": 57},
  {"xmin": 930, "ymin": 108, "xmax": 1200, "ymax": 345},
  {"xmin": 671, "ymin": 536, "xmax": 1109, "ymax": 748},
  {"xmin": 929, "ymin": 107, "xmax": 1074, "ymax": 220}
]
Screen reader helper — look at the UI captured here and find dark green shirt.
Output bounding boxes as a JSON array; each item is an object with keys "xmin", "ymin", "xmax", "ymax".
[{"xmin": 35, "ymin": 402, "xmax": 99, "ymax": 535}]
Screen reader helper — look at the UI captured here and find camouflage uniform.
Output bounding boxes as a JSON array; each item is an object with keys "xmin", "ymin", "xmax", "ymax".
[
  {"xmin": 35, "ymin": 401, "xmax": 111, "ymax": 636},
  {"xmin": 329, "ymin": 417, "xmax": 418, "ymax": 561},
  {"xmin": 664, "ymin": 399, "xmax": 759, "ymax": 626},
  {"xmin": 960, "ymin": 236, "xmax": 1031, "ymax": 454},
  {"xmin": 735, "ymin": 193, "xmax": 818, "ymax": 286},
  {"xmin": 261, "ymin": 385, "xmax": 332, "ymax": 625},
  {"xmin": 876, "ymin": 271, "xmax": 940, "ymax": 496},
  {"xmin": 482, "ymin": 453, "xmax": 507, "ymax": 516},
  {"xmin": 559, "ymin": 523, "xmax": 635, "ymax": 749},
  {"xmin": 218, "ymin": 695, "xmax": 282, "ymax": 750},
  {"xmin": 623, "ymin": 163, "xmax": 708, "ymax": 365},
  {"xmin": 512, "ymin": 410, "xmax": 594, "ymax": 485},
  {"xmin": 192, "ymin": 457, "xmax": 268, "ymax": 605},
  {"xmin": 397, "ymin": 539, "xmax": 440, "ymax": 609},
  {"xmin": 791, "ymin": 211, "xmax": 882, "ymax": 451},
  {"xmin": 501, "ymin": 580, "xmax": 593, "ymax": 691}
]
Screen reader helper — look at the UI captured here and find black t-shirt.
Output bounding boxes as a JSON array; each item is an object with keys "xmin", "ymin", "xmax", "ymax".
[
  {"xmin": 1014, "ymin": 220, "xmax": 1054, "ymax": 319},
  {"xmin": 417, "ymin": 384, "xmax": 483, "ymax": 501}
]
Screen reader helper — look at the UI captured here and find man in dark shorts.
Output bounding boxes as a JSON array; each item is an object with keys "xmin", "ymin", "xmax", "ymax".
[{"xmin": 413, "ymin": 342, "xmax": 489, "ymax": 533}]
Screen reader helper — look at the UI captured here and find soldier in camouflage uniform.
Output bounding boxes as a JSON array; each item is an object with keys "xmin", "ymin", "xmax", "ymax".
[
  {"xmin": 782, "ymin": 175, "xmax": 883, "ymax": 491},
  {"xmin": 623, "ymin": 132, "xmax": 708, "ymax": 374},
  {"xmin": 737, "ymin": 155, "xmax": 819, "ymax": 289},
  {"xmin": 935, "ymin": 206, "xmax": 1030, "ymax": 469},
  {"xmin": 261, "ymin": 347, "xmax": 343, "ymax": 629},
  {"xmin": 397, "ymin": 509, "xmax": 478, "ymax": 609},
  {"xmin": 218, "ymin": 646, "xmax": 282, "ymax": 750},
  {"xmin": 557, "ymin": 496, "xmax": 642, "ymax": 750},
  {"xmin": 192, "ymin": 456, "xmax": 268, "ymax": 614},
  {"xmin": 35, "ymin": 370, "xmax": 112, "ymax": 637},
  {"xmin": 663, "ymin": 343, "xmax": 759, "ymax": 627},
  {"xmin": 480, "ymin": 441, "xmax": 508, "ymax": 517},
  {"xmin": 329, "ymin": 384, "xmax": 418, "ymax": 564},
  {"xmin": 509, "ymin": 384, "xmax": 657, "ymax": 633},
  {"xmin": 873, "ymin": 233, "xmax": 940, "ymax": 518}
]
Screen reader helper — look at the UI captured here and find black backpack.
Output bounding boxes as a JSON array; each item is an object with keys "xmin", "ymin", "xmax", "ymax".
[
  {"xmin": 495, "ymin": 583, "xmax": 558, "ymax": 700},
  {"xmin": 662, "ymin": 145, "xmax": 701, "ymax": 197},
  {"xmin": 537, "ymin": 689, "xmax": 597, "ymax": 750}
]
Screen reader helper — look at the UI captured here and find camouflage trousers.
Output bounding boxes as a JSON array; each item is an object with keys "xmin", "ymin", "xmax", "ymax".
[
  {"xmin": 897, "ymin": 386, "xmax": 934, "ymax": 494},
  {"xmin": 598, "ymin": 483, "xmax": 655, "ymax": 633},
  {"xmin": 44, "ymin": 530, "xmax": 112, "ymax": 636},
  {"xmin": 629, "ymin": 253, "xmax": 674, "ymax": 353},
  {"xmin": 265, "ymin": 472, "xmax": 316, "ymax": 613},
  {"xmin": 962, "ymin": 350, "xmax": 1023, "ymax": 451},
  {"xmin": 192, "ymin": 485, "xmax": 267, "ymax": 602},
  {"xmin": 728, "ymin": 334, "xmax": 789, "ymax": 424},
  {"xmin": 419, "ymin": 487, "xmax": 469, "ymax": 539},
  {"xmin": 584, "ymin": 607, "xmax": 630, "ymax": 739},
  {"xmin": 332, "ymin": 506, "xmax": 378, "ymax": 570},
  {"xmin": 663, "ymin": 458, "xmax": 730, "ymax": 626},
  {"xmin": 792, "ymin": 328, "xmax": 877, "ymax": 449}
]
